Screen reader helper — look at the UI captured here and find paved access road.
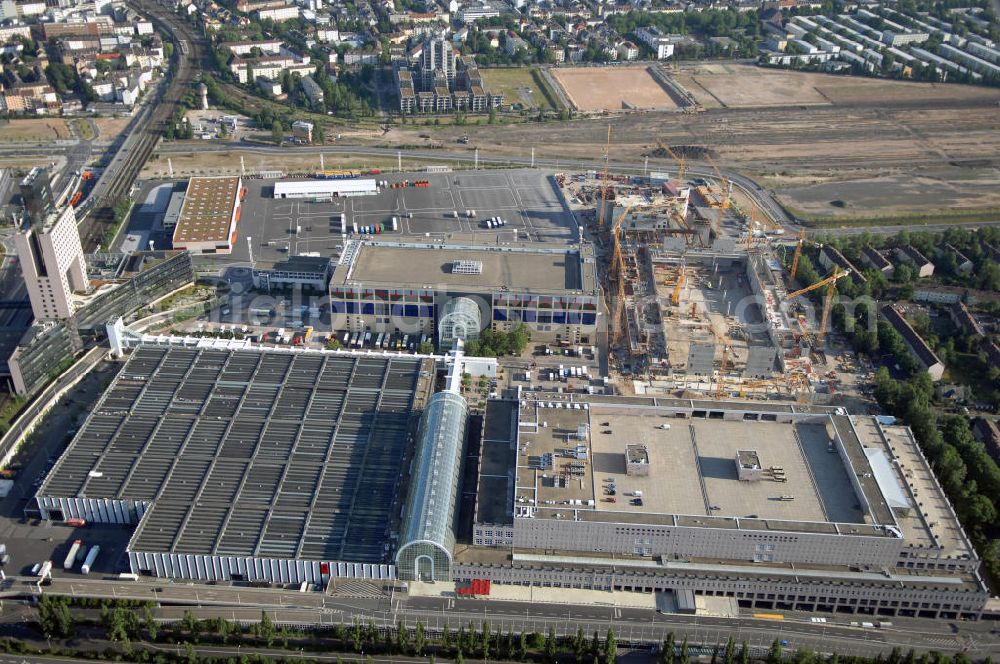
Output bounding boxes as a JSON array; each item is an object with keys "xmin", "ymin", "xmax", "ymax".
[
  {"xmin": 6, "ymin": 134, "xmax": 997, "ymax": 240},
  {"xmin": 150, "ymin": 141, "xmax": 1000, "ymax": 239}
]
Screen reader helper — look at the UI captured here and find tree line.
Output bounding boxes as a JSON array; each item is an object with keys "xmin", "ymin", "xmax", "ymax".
[
  {"xmin": 786, "ymin": 227, "xmax": 1000, "ymax": 588},
  {"xmin": 28, "ymin": 599, "xmax": 995, "ymax": 664}
]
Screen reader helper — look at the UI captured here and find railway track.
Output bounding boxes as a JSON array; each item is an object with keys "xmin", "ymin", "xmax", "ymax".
[{"xmin": 78, "ymin": 0, "xmax": 204, "ymax": 250}]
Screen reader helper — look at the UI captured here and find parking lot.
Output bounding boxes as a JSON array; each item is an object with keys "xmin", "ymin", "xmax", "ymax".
[
  {"xmin": 0, "ymin": 361, "xmax": 135, "ymax": 581},
  {"xmin": 124, "ymin": 168, "xmax": 580, "ymax": 265},
  {"xmin": 241, "ymin": 168, "xmax": 578, "ymax": 264}
]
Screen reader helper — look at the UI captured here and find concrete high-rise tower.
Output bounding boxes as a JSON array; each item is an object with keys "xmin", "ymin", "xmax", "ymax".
[
  {"xmin": 14, "ymin": 169, "xmax": 88, "ymax": 321},
  {"xmin": 20, "ymin": 167, "xmax": 55, "ymax": 224}
]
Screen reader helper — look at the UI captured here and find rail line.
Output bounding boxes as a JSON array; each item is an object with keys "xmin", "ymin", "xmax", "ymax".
[{"xmin": 78, "ymin": 0, "xmax": 205, "ymax": 250}]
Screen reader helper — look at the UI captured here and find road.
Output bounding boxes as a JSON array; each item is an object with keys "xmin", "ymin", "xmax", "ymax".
[
  {"xmin": 70, "ymin": 0, "xmax": 203, "ymax": 250},
  {"xmin": 6, "ymin": 131, "xmax": 998, "ymax": 243},
  {"xmin": 148, "ymin": 141, "xmax": 1000, "ymax": 239},
  {"xmin": 142, "ymin": 139, "xmax": 797, "ymax": 239},
  {"xmin": 2, "ymin": 576, "xmax": 996, "ymax": 657}
]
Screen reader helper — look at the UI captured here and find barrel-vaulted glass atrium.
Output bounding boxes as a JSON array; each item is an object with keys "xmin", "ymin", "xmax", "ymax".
[{"xmin": 395, "ymin": 390, "xmax": 469, "ymax": 581}]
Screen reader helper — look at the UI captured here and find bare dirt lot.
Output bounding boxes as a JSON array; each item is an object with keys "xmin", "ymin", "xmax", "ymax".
[
  {"xmin": 674, "ymin": 62, "xmax": 1000, "ymax": 109},
  {"xmin": 551, "ymin": 66, "xmax": 679, "ymax": 111},
  {"xmin": 93, "ymin": 117, "xmax": 133, "ymax": 142},
  {"xmin": 774, "ymin": 168, "xmax": 1000, "ymax": 220},
  {"xmin": 0, "ymin": 119, "xmax": 71, "ymax": 143},
  {"xmin": 377, "ymin": 65, "xmax": 1000, "ymax": 221},
  {"xmin": 677, "ymin": 63, "xmax": 831, "ymax": 108}
]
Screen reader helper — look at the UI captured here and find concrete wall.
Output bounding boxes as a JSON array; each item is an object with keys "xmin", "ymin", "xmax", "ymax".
[
  {"xmin": 452, "ymin": 561, "xmax": 987, "ymax": 618},
  {"xmin": 37, "ymin": 495, "xmax": 395, "ymax": 583},
  {"xmin": 129, "ymin": 551, "xmax": 394, "ymax": 584}
]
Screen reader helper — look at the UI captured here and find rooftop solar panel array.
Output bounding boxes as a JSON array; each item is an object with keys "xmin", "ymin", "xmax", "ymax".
[{"xmin": 40, "ymin": 346, "xmax": 434, "ymax": 564}]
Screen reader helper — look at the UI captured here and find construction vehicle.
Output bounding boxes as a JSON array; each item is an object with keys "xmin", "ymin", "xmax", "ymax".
[{"xmin": 785, "ymin": 266, "xmax": 850, "ymax": 345}]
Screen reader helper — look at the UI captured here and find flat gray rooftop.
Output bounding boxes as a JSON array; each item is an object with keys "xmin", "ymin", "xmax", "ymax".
[
  {"xmin": 338, "ymin": 242, "xmax": 596, "ymax": 294},
  {"xmin": 488, "ymin": 397, "xmax": 912, "ymax": 538},
  {"xmin": 476, "ymin": 400, "xmax": 518, "ymax": 526},
  {"xmin": 40, "ymin": 346, "xmax": 435, "ymax": 563},
  {"xmin": 589, "ymin": 414, "xmax": 865, "ymax": 523}
]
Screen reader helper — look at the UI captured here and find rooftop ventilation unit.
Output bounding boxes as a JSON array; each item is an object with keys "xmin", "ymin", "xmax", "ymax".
[{"xmin": 451, "ymin": 260, "xmax": 483, "ymax": 275}]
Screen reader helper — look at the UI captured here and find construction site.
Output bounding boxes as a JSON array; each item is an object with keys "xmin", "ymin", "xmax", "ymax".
[{"xmin": 559, "ymin": 132, "xmax": 850, "ymax": 403}]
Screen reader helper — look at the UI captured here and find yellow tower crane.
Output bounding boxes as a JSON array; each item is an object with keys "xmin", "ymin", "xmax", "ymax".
[
  {"xmin": 789, "ymin": 229, "xmax": 806, "ymax": 279},
  {"xmin": 707, "ymin": 320, "xmax": 733, "ymax": 400},
  {"xmin": 785, "ymin": 266, "xmax": 850, "ymax": 346},
  {"xmin": 597, "ymin": 125, "xmax": 612, "ymax": 228},
  {"xmin": 610, "ymin": 204, "xmax": 633, "ymax": 346},
  {"xmin": 656, "ymin": 140, "xmax": 687, "ymax": 183},
  {"xmin": 671, "ymin": 266, "xmax": 686, "ymax": 306},
  {"xmin": 704, "ymin": 154, "xmax": 731, "ymax": 209}
]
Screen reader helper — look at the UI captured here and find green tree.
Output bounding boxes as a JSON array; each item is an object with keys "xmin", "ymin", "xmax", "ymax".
[
  {"xmin": 216, "ymin": 616, "xmax": 232, "ymax": 643},
  {"xmin": 661, "ymin": 632, "xmax": 675, "ymax": 664},
  {"xmin": 442, "ymin": 624, "xmax": 452, "ymax": 653},
  {"xmin": 258, "ymin": 611, "xmax": 275, "ymax": 646},
  {"xmin": 767, "ymin": 638, "xmax": 782, "ymax": 664},
  {"xmin": 739, "ymin": 641, "xmax": 750, "ymax": 664},
  {"xmin": 894, "ymin": 262, "xmax": 914, "ymax": 283},
  {"xmin": 105, "ymin": 606, "xmax": 134, "ymax": 642},
  {"xmin": 351, "ymin": 621, "xmax": 363, "ymax": 652},
  {"xmin": 545, "ymin": 625, "xmax": 557, "ymax": 662},
  {"xmin": 414, "ymin": 621, "xmax": 426, "ymax": 655},
  {"xmin": 591, "ymin": 631, "xmax": 601, "ymax": 664},
  {"xmin": 482, "ymin": 620, "xmax": 491, "ymax": 659},
  {"xmin": 181, "ymin": 609, "xmax": 197, "ymax": 636},
  {"xmin": 679, "ymin": 636, "xmax": 689, "ymax": 664},
  {"xmin": 272, "ymin": 124, "xmax": 284, "ymax": 146},
  {"xmin": 723, "ymin": 636, "xmax": 735, "ymax": 664},
  {"xmin": 604, "ymin": 629, "xmax": 617, "ymax": 664},
  {"xmin": 456, "ymin": 650, "xmax": 465, "ymax": 664},
  {"xmin": 143, "ymin": 604, "xmax": 158, "ymax": 640},
  {"xmin": 396, "ymin": 619, "xmax": 409, "ymax": 654},
  {"xmin": 574, "ymin": 627, "xmax": 587, "ymax": 663},
  {"xmin": 37, "ymin": 596, "xmax": 74, "ymax": 639}
]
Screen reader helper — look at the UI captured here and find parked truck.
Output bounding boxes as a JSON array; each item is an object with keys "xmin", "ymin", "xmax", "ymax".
[
  {"xmin": 63, "ymin": 540, "xmax": 83, "ymax": 570},
  {"xmin": 80, "ymin": 545, "xmax": 100, "ymax": 575}
]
